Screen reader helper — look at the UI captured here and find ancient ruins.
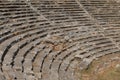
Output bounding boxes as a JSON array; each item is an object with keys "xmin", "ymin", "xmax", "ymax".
[{"xmin": 0, "ymin": 0, "xmax": 120, "ymax": 80}]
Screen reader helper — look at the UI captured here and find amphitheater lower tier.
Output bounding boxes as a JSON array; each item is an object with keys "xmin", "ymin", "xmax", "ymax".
[{"xmin": 0, "ymin": 0, "xmax": 120, "ymax": 80}]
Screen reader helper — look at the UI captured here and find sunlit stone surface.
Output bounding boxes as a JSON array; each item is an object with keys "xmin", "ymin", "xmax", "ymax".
[{"xmin": 0, "ymin": 0, "xmax": 120, "ymax": 80}]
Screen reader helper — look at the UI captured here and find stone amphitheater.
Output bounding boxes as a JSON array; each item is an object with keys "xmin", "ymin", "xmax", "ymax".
[{"xmin": 0, "ymin": 0, "xmax": 120, "ymax": 80}]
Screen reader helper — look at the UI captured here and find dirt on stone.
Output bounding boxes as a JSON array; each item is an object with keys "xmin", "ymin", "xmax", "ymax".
[{"xmin": 75, "ymin": 53, "xmax": 120, "ymax": 80}]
